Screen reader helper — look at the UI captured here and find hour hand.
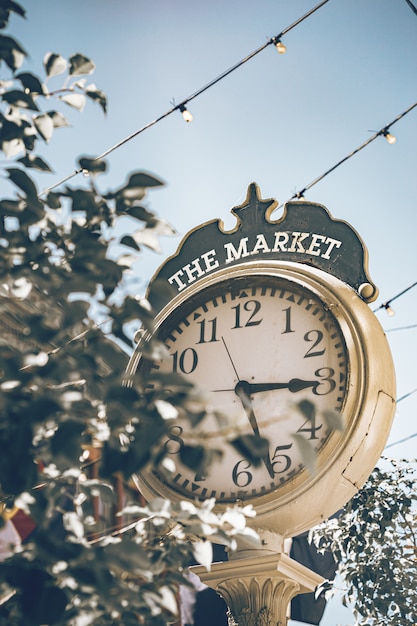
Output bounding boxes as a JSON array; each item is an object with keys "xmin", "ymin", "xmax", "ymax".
[
  {"xmin": 235, "ymin": 384, "xmax": 275, "ymax": 479},
  {"xmin": 236, "ymin": 378, "xmax": 318, "ymax": 394}
]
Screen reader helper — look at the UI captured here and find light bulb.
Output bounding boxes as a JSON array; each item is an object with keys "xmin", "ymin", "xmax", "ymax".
[
  {"xmin": 385, "ymin": 304, "xmax": 395, "ymax": 317},
  {"xmin": 179, "ymin": 105, "xmax": 193, "ymax": 123},
  {"xmin": 275, "ymin": 40, "xmax": 287, "ymax": 54},
  {"xmin": 383, "ymin": 129, "xmax": 396, "ymax": 144}
]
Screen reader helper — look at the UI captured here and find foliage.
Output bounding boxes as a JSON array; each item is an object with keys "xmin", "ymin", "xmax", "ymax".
[
  {"xmin": 312, "ymin": 458, "xmax": 417, "ymax": 626},
  {"xmin": 0, "ymin": 0, "xmax": 106, "ymax": 162},
  {"xmin": 0, "ymin": 2, "xmax": 260, "ymax": 624}
]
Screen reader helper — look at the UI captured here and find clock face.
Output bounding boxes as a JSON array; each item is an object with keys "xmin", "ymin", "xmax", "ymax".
[{"xmin": 145, "ymin": 274, "xmax": 349, "ymax": 504}]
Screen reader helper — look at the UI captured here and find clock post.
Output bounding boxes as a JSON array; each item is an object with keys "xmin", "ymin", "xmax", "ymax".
[
  {"xmin": 194, "ymin": 558, "xmax": 323, "ymax": 625},
  {"xmin": 127, "ymin": 184, "xmax": 396, "ymax": 624}
]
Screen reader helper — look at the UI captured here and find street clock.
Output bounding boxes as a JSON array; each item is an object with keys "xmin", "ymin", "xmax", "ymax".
[{"xmin": 126, "ymin": 184, "xmax": 395, "ymax": 537}]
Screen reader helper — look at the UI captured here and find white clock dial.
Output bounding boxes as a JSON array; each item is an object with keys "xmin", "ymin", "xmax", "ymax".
[{"xmin": 145, "ymin": 274, "xmax": 348, "ymax": 503}]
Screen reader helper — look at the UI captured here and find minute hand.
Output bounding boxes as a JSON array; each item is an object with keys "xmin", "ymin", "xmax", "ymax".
[{"xmin": 243, "ymin": 378, "xmax": 319, "ymax": 394}]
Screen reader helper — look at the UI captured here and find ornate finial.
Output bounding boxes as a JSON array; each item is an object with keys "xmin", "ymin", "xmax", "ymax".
[{"xmin": 229, "ymin": 183, "xmax": 277, "ymax": 228}]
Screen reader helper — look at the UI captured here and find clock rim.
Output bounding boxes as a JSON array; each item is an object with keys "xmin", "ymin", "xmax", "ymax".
[{"xmin": 127, "ymin": 261, "xmax": 396, "ymax": 536}]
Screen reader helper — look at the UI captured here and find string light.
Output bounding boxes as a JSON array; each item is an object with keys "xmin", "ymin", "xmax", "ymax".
[
  {"xmin": 284, "ymin": 100, "xmax": 417, "ymax": 205},
  {"xmin": 382, "ymin": 128, "xmax": 397, "ymax": 144},
  {"xmin": 37, "ymin": 1, "xmax": 416, "ymax": 203},
  {"xmin": 273, "ymin": 38, "xmax": 287, "ymax": 54},
  {"xmin": 383, "ymin": 304, "xmax": 396, "ymax": 317},
  {"xmin": 38, "ymin": 0, "xmax": 330, "ymax": 198},
  {"xmin": 179, "ymin": 104, "xmax": 193, "ymax": 123},
  {"xmin": 373, "ymin": 280, "xmax": 417, "ymax": 315}
]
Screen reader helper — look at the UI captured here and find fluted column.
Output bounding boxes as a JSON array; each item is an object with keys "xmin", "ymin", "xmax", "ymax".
[{"xmin": 192, "ymin": 552, "xmax": 323, "ymax": 626}]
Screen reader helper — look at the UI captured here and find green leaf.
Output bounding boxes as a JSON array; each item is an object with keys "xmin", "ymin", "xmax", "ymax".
[
  {"xmin": 0, "ymin": 198, "xmax": 25, "ymax": 214},
  {"xmin": 230, "ymin": 434, "xmax": 269, "ymax": 467},
  {"xmin": 59, "ymin": 93, "xmax": 86, "ymax": 111},
  {"xmin": 63, "ymin": 511, "xmax": 85, "ymax": 539},
  {"xmin": 192, "ymin": 540, "xmax": 213, "ymax": 570},
  {"xmin": 51, "ymin": 420, "xmax": 85, "ymax": 465},
  {"xmin": 45, "ymin": 191, "xmax": 61, "ymax": 208},
  {"xmin": 33, "ymin": 113, "xmax": 54, "ymax": 142},
  {"xmin": 43, "ymin": 52, "xmax": 67, "ymax": 77},
  {"xmin": 0, "ymin": 1, "xmax": 25, "ymax": 28},
  {"xmin": 16, "ymin": 71, "xmax": 45, "ymax": 94},
  {"xmin": 129, "ymin": 223, "xmax": 172, "ymax": 253},
  {"xmin": 67, "ymin": 188, "xmax": 97, "ymax": 213},
  {"xmin": 292, "ymin": 433, "xmax": 316, "ymax": 474},
  {"xmin": 85, "ymin": 84, "xmax": 107, "ymax": 114},
  {"xmin": 17, "ymin": 154, "xmax": 53, "ymax": 172},
  {"xmin": 1, "ymin": 137, "xmax": 25, "ymax": 158},
  {"xmin": 2, "ymin": 89, "xmax": 39, "ymax": 111},
  {"xmin": 0, "ymin": 34, "xmax": 26, "ymax": 71},
  {"xmin": 126, "ymin": 205, "xmax": 157, "ymax": 223},
  {"xmin": 179, "ymin": 445, "xmax": 206, "ymax": 472},
  {"xmin": 47, "ymin": 110, "xmax": 70, "ymax": 128},
  {"xmin": 126, "ymin": 172, "xmax": 165, "ymax": 189},
  {"xmin": 69, "ymin": 53, "xmax": 95, "ymax": 76},
  {"xmin": 105, "ymin": 385, "xmax": 139, "ymax": 404},
  {"xmin": 323, "ymin": 409, "xmax": 344, "ymax": 431},
  {"xmin": 9, "ymin": 0, "xmax": 26, "ymax": 16},
  {"xmin": 146, "ymin": 371, "xmax": 194, "ymax": 391},
  {"xmin": 78, "ymin": 155, "xmax": 107, "ymax": 174},
  {"xmin": 148, "ymin": 279, "xmax": 178, "ymax": 313},
  {"xmin": 297, "ymin": 398, "xmax": 316, "ymax": 422},
  {"xmin": 120, "ymin": 235, "xmax": 140, "ymax": 251},
  {"xmin": 6, "ymin": 167, "xmax": 39, "ymax": 199}
]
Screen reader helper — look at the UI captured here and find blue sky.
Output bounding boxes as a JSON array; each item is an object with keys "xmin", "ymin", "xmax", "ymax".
[{"xmin": 7, "ymin": 1, "xmax": 417, "ymax": 623}]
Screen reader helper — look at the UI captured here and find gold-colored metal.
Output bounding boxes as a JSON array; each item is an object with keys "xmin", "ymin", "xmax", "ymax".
[{"xmin": 127, "ymin": 259, "xmax": 396, "ymax": 538}]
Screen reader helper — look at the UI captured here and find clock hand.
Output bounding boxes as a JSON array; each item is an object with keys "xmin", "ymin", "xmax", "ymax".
[
  {"xmin": 220, "ymin": 336, "xmax": 240, "ymax": 380},
  {"xmin": 221, "ymin": 337, "xmax": 275, "ymax": 479},
  {"xmin": 236, "ymin": 378, "xmax": 319, "ymax": 395},
  {"xmin": 235, "ymin": 384, "xmax": 275, "ymax": 479},
  {"xmin": 235, "ymin": 383, "xmax": 261, "ymax": 438}
]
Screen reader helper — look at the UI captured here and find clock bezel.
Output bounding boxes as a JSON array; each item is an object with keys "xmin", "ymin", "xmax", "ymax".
[{"xmin": 127, "ymin": 260, "xmax": 396, "ymax": 536}]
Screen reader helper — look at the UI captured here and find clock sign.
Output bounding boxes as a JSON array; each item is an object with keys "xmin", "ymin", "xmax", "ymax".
[{"xmin": 126, "ymin": 184, "xmax": 396, "ymax": 537}]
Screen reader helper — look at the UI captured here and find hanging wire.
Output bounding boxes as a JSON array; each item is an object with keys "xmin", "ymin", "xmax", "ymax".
[
  {"xmin": 404, "ymin": 0, "xmax": 417, "ymax": 16},
  {"xmin": 385, "ymin": 432, "xmax": 417, "ymax": 450},
  {"xmin": 386, "ymin": 323, "xmax": 417, "ymax": 333},
  {"xmin": 284, "ymin": 100, "xmax": 417, "ymax": 204},
  {"xmin": 38, "ymin": 0, "xmax": 330, "ymax": 198},
  {"xmin": 384, "ymin": 388, "xmax": 417, "ymax": 450},
  {"xmin": 397, "ymin": 388, "xmax": 417, "ymax": 404},
  {"xmin": 373, "ymin": 280, "xmax": 417, "ymax": 313}
]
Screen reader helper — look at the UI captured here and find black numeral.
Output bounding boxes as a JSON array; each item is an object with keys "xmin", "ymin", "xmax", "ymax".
[
  {"xmin": 172, "ymin": 348, "xmax": 198, "ymax": 374},
  {"xmin": 163, "ymin": 425, "xmax": 184, "ymax": 454},
  {"xmin": 197, "ymin": 318, "xmax": 218, "ymax": 343},
  {"xmin": 312, "ymin": 367, "xmax": 336, "ymax": 395},
  {"xmin": 232, "ymin": 300, "xmax": 262, "ymax": 329},
  {"xmin": 271, "ymin": 444, "xmax": 292, "ymax": 473},
  {"xmin": 282, "ymin": 306, "xmax": 295, "ymax": 334},
  {"xmin": 304, "ymin": 330, "xmax": 325, "ymax": 358},
  {"xmin": 232, "ymin": 459, "xmax": 253, "ymax": 487},
  {"xmin": 297, "ymin": 416, "xmax": 322, "ymax": 440}
]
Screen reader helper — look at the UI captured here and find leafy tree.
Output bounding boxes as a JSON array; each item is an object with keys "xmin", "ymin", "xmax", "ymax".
[
  {"xmin": 312, "ymin": 457, "xmax": 417, "ymax": 626},
  {"xmin": 0, "ymin": 2, "xmax": 258, "ymax": 624}
]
